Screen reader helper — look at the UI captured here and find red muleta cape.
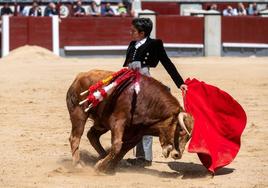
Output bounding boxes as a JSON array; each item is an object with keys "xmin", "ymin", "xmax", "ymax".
[{"xmin": 183, "ymin": 78, "xmax": 247, "ymax": 173}]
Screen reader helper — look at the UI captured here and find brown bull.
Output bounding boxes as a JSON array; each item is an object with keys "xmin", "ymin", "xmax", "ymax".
[{"xmin": 66, "ymin": 69, "xmax": 193, "ymax": 173}]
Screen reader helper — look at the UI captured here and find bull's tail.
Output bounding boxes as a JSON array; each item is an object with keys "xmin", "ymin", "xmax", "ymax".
[
  {"xmin": 66, "ymin": 82, "xmax": 80, "ymax": 113},
  {"xmin": 67, "ymin": 79, "xmax": 89, "ymax": 167}
]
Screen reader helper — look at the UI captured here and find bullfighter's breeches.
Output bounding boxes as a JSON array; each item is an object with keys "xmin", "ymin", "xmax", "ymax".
[
  {"xmin": 136, "ymin": 136, "xmax": 153, "ymax": 161},
  {"xmin": 128, "ymin": 61, "xmax": 153, "ymax": 161}
]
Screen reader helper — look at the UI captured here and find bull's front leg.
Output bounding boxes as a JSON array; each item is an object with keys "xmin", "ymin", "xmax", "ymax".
[
  {"xmin": 159, "ymin": 116, "xmax": 181, "ymax": 160},
  {"xmin": 94, "ymin": 116, "xmax": 126, "ymax": 174}
]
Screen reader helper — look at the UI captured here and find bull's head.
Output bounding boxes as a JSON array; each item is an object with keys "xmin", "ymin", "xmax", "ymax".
[{"xmin": 160, "ymin": 112, "xmax": 194, "ymax": 160}]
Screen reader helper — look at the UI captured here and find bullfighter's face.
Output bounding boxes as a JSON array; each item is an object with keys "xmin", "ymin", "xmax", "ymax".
[{"xmin": 130, "ymin": 25, "xmax": 145, "ymax": 41}]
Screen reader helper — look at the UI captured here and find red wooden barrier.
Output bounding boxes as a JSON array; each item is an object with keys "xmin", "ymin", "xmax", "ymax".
[
  {"xmin": 156, "ymin": 15, "xmax": 204, "ymax": 44},
  {"xmin": 222, "ymin": 16, "xmax": 268, "ymax": 43},
  {"xmin": 60, "ymin": 17, "xmax": 133, "ymax": 47},
  {"xmin": 142, "ymin": 2, "xmax": 180, "ymax": 15},
  {"xmin": 0, "ymin": 17, "xmax": 2, "ymax": 51},
  {"xmin": 10, "ymin": 17, "xmax": 52, "ymax": 51},
  {"xmin": 9, "ymin": 17, "xmax": 28, "ymax": 50},
  {"xmin": 6, "ymin": 15, "xmax": 268, "ymax": 55}
]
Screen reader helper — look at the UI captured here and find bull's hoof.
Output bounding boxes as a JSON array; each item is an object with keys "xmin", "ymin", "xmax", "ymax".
[
  {"xmin": 74, "ymin": 163, "xmax": 82, "ymax": 169},
  {"xmin": 72, "ymin": 160, "xmax": 85, "ymax": 169},
  {"xmin": 162, "ymin": 145, "xmax": 173, "ymax": 158},
  {"xmin": 94, "ymin": 167, "xmax": 116, "ymax": 175},
  {"xmin": 94, "ymin": 160, "xmax": 115, "ymax": 175}
]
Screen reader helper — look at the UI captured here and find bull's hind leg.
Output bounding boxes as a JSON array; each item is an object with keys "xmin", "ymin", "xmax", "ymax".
[
  {"xmin": 69, "ymin": 107, "xmax": 87, "ymax": 167},
  {"xmin": 87, "ymin": 126, "xmax": 108, "ymax": 159}
]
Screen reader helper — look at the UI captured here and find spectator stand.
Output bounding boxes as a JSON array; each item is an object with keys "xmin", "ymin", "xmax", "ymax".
[{"xmin": 0, "ymin": 0, "xmax": 126, "ymax": 17}]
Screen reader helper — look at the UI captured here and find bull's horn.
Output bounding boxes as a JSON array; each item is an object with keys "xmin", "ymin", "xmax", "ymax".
[
  {"xmin": 80, "ymin": 90, "xmax": 89, "ymax": 96},
  {"xmin": 178, "ymin": 112, "xmax": 191, "ymax": 136},
  {"xmin": 79, "ymin": 98, "xmax": 88, "ymax": 105},
  {"xmin": 84, "ymin": 103, "xmax": 93, "ymax": 112}
]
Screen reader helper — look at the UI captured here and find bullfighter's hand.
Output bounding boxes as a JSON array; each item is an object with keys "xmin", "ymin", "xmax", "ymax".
[{"xmin": 180, "ymin": 84, "xmax": 188, "ymax": 92}]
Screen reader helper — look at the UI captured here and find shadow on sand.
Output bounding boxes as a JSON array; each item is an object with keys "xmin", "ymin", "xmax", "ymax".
[
  {"xmin": 166, "ymin": 161, "xmax": 234, "ymax": 179},
  {"xmin": 59, "ymin": 150, "xmax": 234, "ymax": 179}
]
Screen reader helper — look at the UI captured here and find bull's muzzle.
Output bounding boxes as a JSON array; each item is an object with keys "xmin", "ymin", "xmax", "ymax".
[
  {"xmin": 170, "ymin": 149, "xmax": 182, "ymax": 160},
  {"xmin": 162, "ymin": 145, "xmax": 173, "ymax": 158},
  {"xmin": 162, "ymin": 145, "xmax": 182, "ymax": 159}
]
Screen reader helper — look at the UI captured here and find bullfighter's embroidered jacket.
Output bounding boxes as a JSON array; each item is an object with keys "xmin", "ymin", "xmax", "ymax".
[{"xmin": 123, "ymin": 37, "xmax": 184, "ymax": 89}]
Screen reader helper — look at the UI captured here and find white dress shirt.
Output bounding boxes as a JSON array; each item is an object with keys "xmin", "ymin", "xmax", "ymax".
[{"xmin": 135, "ymin": 37, "xmax": 147, "ymax": 49}]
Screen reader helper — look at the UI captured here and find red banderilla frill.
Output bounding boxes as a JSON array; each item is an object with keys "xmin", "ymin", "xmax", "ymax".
[{"xmin": 79, "ymin": 68, "xmax": 139, "ymax": 112}]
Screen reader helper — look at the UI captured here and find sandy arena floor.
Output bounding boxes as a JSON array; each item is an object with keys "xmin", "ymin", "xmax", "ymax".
[{"xmin": 0, "ymin": 46, "xmax": 267, "ymax": 188}]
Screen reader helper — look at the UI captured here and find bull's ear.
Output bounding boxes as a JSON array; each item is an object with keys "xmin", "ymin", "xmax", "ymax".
[
  {"xmin": 179, "ymin": 129, "xmax": 187, "ymax": 136},
  {"xmin": 184, "ymin": 114, "xmax": 194, "ymax": 128},
  {"xmin": 177, "ymin": 122, "xmax": 187, "ymax": 136}
]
